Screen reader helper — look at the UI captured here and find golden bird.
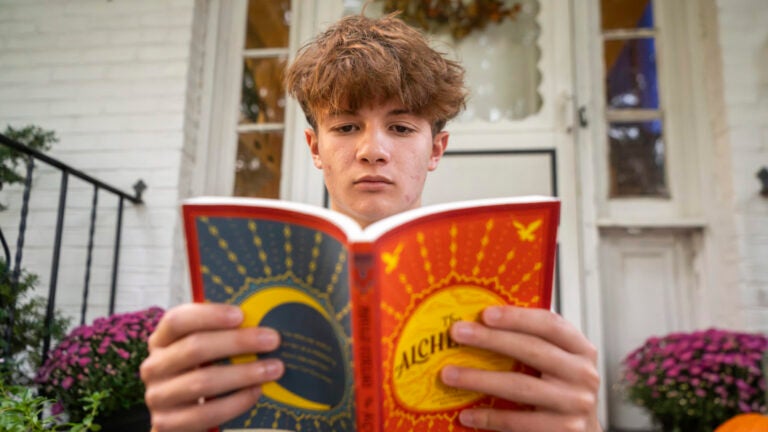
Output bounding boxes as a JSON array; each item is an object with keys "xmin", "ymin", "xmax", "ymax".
[
  {"xmin": 514, "ymin": 219, "xmax": 542, "ymax": 242},
  {"xmin": 381, "ymin": 243, "xmax": 404, "ymax": 274}
]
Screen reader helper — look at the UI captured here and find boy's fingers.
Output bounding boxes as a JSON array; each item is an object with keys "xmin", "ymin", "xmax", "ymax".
[
  {"xmin": 141, "ymin": 326, "xmax": 281, "ymax": 381},
  {"xmin": 145, "ymin": 359, "xmax": 284, "ymax": 408},
  {"xmin": 150, "ymin": 386, "xmax": 263, "ymax": 432},
  {"xmin": 149, "ymin": 303, "xmax": 244, "ymax": 350},
  {"xmin": 481, "ymin": 306, "xmax": 597, "ymax": 360}
]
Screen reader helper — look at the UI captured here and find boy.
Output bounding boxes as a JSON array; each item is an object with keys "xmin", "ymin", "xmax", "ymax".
[{"xmin": 140, "ymin": 13, "xmax": 601, "ymax": 432}]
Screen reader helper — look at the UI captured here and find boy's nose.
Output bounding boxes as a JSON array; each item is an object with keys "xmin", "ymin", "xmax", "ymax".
[{"xmin": 357, "ymin": 129, "xmax": 390, "ymax": 164}]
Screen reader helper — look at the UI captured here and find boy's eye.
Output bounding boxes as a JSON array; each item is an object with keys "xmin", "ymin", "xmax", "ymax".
[
  {"xmin": 333, "ymin": 124, "xmax": 357, "ymax": 133},
  {"xmin": 392, "ymin": 125, "xmax": 413, "ymax": 134}
]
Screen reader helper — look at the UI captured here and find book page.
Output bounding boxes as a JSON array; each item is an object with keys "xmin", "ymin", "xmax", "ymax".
[
  {"xmin": 370, "ymin": 199, "xmax": 559, "ymax": 431},
  {"xmin": 184, "ymin": 202, "xmax": 358, "ymax": 431}
]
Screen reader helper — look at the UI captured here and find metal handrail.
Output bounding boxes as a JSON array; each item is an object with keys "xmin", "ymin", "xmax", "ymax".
[{"xmin": 0, "ymin": 133, "xmax": 146, "ymax": 365}]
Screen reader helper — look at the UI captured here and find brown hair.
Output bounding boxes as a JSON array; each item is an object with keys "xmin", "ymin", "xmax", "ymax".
[{"xmin": 284, "ymin": 12, "xmax": 467, "ymax": 133}]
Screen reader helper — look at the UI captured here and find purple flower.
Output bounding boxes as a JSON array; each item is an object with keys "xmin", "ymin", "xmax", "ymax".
[
  {"xmin": 35, "ymin": 306, "xmax": 165, "ymax": 419},
  {"xmin": 61, "ymin": 377, "xmax": 74, "ymax": 390},
  {"xmin": 621, "ymin": 328, "xmax": 768, "ymax": 428}
]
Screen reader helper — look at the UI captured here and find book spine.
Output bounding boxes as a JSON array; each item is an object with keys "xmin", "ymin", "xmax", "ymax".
[{"xmin": 349, "ymin": 243, "xmax": 382, "ymax": 432}]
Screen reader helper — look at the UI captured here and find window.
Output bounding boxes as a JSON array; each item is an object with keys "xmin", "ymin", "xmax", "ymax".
[
  {"xmin": 600, "ymin": 0, "xmax": 668, "ymax": 198},
  {"xmin": 233, "ymin": 0, "xmax": 291, "ymax": 198}
]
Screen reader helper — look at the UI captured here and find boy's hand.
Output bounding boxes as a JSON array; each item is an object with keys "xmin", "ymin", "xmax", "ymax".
[
  {"xmin": 441, "ymin": 306, "xmax": 602, "ymax": 432},
  {"xmin": 140, "ymin": 303, "xmax": 284, "ymax": 432}
]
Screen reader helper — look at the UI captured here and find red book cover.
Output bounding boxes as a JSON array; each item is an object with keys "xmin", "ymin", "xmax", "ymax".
[{"xmin": 182, "ymin": 196, "xmax": 559, "ymax": 432}]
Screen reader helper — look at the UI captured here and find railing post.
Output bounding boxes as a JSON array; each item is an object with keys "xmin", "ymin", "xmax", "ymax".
[
  {"xmin": 80, "ymin": 186, "xmax": 98, "ymax": 325},
  {"xmin": 2, "ymin": 157, "xmax": 35, "ymax": 367},
  {"xmin": 108, "ymin": 196, "xmax": 125, "ymax": 316},
  {"xmin": 41, "ymin": 171, "xmax": 69, "ymax": 365}
]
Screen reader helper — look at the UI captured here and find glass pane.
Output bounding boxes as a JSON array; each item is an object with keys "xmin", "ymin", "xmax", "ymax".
[
  {"xmin": 244, "ymin": 0, "xmax": 291, "ymax": 49},
  {"xmin": 608, "ymin": 120, "xmax": 668, "ymax": 197},
  {"xmin": 234, "ymin": 131, "xmax": 284, "ymax": 198},
  {"xmin": 240, "ymin": 58, "xmax": 287, "ymax": 125},
  {"xmin": 600, "ymin": 0, "xmax": 653, "ymax": 30},
  {"xmin": 342, "ymin": 0, "xmax": 543, "ymax": 122},
  {"xmin": 604, "ymin": 38, "xmax": 659, "ymax": 109}
]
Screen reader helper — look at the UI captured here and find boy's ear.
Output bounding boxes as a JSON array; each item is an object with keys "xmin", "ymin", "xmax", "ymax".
[
  {"xmin": 305, "ymin": 128, "xmax": 323, "ymax": 169},
  {"xmin": 428, "ymin": 131, "xmax": 449, "ymax": 171}
]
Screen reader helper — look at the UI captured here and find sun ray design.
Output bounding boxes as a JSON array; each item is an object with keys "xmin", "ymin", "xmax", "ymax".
[
  {"xmin": 416, "ymin": 232, "xmax": 435, "ymax": 285},
  {"xmin": 449, "ymin": 224, "xmax": 458, "ymax": 271},
  {"xmin": 398, "ymin": 273, "xmax": 414, "ymax": 296},
  {"xmin": 200, "ymin": 265, "xmax": 235, "ymax": 296},
  {"xmin": 472, "ymin": 219, "xmax": 494, "ymax": 276},
  {"xmin": 247, "ymin": 220, "xmax": 272, "ymax": 276},
  {"xmin": 307, "ymin": 232, "xmax": 322, "ymax": 285},
  {"xmin": 284, "ymin": 224, "xmax": 294, "ymax": 273},
  {"xmin": 200, "ymin": 217, "xmax": 250, "ymax": 276},
  {"xmin": 496, "ymin": 248, "xmax": 516, "ymax": 275},
  {"xmin": 326, "ymin": 250, "xmax": 346, "ymax": 295},
  {"xmin": 381, "ymin": 302, "xmax": 402, "ymax": 322},
  {"xmin": 335, "ymin": 303, "xmax": 351, "ymax": 322}
]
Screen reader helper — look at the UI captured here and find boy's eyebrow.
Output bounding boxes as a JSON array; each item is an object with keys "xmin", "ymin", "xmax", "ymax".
[{"xmin": 388, "ymin": 108, "xmax": 413, "ymax": 116}]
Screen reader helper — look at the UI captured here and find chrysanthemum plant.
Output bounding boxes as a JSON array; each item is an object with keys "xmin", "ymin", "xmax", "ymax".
[
  {"xmin": 35, "ymin": 307, "xmax": 164, "ymax": 421},
  {"xmin": 622, "ymin": 328, "xmax": 768, "ymax": 432}
]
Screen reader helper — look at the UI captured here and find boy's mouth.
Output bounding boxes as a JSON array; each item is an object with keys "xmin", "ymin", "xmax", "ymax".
[{"xmin": 353, "ymin": 175, "xmax": 394, "ymax": 190}]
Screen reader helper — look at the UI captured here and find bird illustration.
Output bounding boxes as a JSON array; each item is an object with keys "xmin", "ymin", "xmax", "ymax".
[
  {"xmin": 381, "ymin": 243, "xmax": 404, "ymax": 274},
  {"xmin": 514, "ymin": 219, "xmax": 542, "ymax": 242}
]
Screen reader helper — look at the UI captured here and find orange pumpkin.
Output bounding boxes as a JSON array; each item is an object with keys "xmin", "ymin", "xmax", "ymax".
[{"xmin": 715, "ymin": 413, "xmax": 768, "ymax": 432}]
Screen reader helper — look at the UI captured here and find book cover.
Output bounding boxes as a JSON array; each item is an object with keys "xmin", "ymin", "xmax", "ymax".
[{"xmin": 182, "ymin": 196, "xmax": 560, "ymax": 432}]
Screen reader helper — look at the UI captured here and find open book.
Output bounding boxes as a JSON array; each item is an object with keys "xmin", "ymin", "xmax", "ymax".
[{"xmin": 182, "ymin": 196, "xmax": 560, "ymax": 432}]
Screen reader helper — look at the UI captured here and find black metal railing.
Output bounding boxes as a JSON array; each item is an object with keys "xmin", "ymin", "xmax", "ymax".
[{"xmin": 0, "ymin": 133, "xmax": 146, "ymax": 364}]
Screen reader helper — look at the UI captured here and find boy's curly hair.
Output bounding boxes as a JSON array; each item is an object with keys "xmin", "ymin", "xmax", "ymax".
[{"xmin": 285, "ymin": 12, "xmax": 467, "ymax": 133}]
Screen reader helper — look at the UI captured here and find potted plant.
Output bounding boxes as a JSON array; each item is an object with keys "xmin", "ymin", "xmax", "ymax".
[
  {"xmin": 622, "ymin": 328, "xmax": 768, "ymax": 432},
  {"xmin": 0, "ymin": 384, "xmax": 106, "ymax": 431},
  {"xmin": 35, "ymin": 306, "xmax": 164, "ymax": 430}
]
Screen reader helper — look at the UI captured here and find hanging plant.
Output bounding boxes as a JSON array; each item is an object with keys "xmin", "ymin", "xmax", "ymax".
[{"xmin": 380, "ymin": 0, "xmax": 522, "ymax": 40}]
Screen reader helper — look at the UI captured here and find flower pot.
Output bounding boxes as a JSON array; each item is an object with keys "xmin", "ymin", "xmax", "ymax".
[{"xmin": 95, "ymin": 404, "xmax": 151, "ymax": 432}]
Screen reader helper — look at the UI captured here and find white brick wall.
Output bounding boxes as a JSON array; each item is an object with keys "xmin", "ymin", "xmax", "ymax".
[
  {"xmin": 715, "ymin": 0, "xmax": 768, "ymax": 331},
  {"xmin": 0, "ymin": 0, "xmax": 198, "ymax": 324}
]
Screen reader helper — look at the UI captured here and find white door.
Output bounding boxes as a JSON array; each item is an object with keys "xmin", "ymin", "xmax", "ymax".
[{"xmin": 572, "ymin": 1, "xmax": 711, "ymax": 430}]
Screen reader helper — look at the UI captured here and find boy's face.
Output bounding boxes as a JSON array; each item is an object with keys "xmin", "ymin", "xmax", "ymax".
[{"xmin": 306, "ymin": 100, "xmax": 449, "ymax": 227}]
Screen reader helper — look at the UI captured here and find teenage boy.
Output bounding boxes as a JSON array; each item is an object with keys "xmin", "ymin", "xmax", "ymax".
[{"xmin": 140, "ymin": 13, "xmax": 602, "ymax": 432}]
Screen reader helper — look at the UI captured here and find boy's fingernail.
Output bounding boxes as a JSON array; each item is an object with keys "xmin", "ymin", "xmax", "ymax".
[
  {"xmin": 256, "ymin": 329, "xmax": 279, "ymax": 346},
  {"xmin": 484, "ymin": 306, "xmax": 502, "ymax": 323},
  {"xmin": 441, "ymin": 365, "xmax": 459, "ymax": 385},
  {"xmin": 459, "ymin": 410, "xmax": 475, "ymax": 426},
  {"xmin": 226, "ymin": 307, "xmax": 243, "ymax": 324},
  {"xmin": 453, "ymin": 321, "xmax": 473, "ymax": 340},
  {"xmin": 264, "ymin": 360, "xmax": 283, "ymax": 379}
]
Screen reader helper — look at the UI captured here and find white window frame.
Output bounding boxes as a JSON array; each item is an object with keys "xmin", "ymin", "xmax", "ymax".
[
  {"xmin": 586, "ymin": 0, "xmax": 705, "ymax": 226},
  {"xmin": 195, "ymin": 0, "xmax": 343, "ymax": 205}
]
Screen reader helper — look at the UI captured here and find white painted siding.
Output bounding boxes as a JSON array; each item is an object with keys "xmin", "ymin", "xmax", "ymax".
[
  {"xmin": 714, "ymin": 0, "xmax": 768, "ymax": 330},
  {"xmin": 0, "ymin": 0, "xmax": 198, "ymax": 324}
]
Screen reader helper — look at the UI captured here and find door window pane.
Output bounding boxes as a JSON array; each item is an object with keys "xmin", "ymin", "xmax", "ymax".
[
  {"xmin": 608, "ymin": 120, "xmax": 668, "ymax": 197},
  {"xmin": 245, "ymin": 0, "xmax": 291, "ymax": 49},
  {"xmin": 604, "ymin": 38, "xmax": 659, "ymax": 110},
  {"xmin": 344, "ymin": 0, "xmax": 543, "ymax": 122},
  {"xmin": 240, "ymin": 58, "xmax": 288, "ymax": 125},
  {"xmin": 234, "ymin": 131, "xmax": 284, "ymax": 198},
  {"xmin": 600, "ymin": 0, "xmax": 653, "ymax": 30},
  {"xmin": 601, "ymin": 0, "xmax": 667, "ymax": 198}
]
